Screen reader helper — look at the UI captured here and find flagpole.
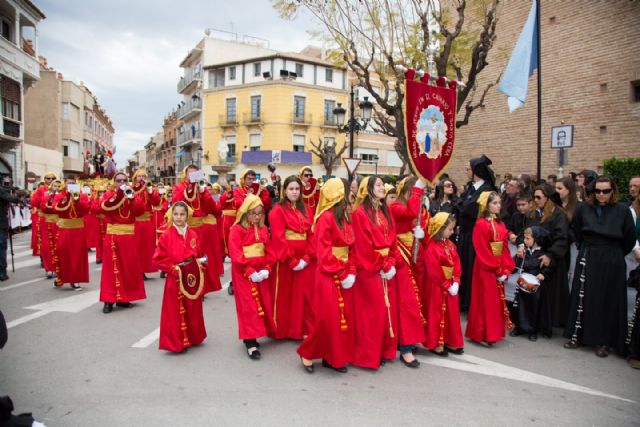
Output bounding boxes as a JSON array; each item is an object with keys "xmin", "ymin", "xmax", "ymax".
[{"xmin": 536, "ymin": 0, "xmax": 542, "ymax": 182}]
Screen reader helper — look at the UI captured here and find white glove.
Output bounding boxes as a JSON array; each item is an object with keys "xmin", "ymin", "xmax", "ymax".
[
  {"xmin": 292, "ymin": 259, "xmax": 308, "ymax": 271},
  {"xmin": 448, "ymin": 282, "xmax": 459, "ymax": 296},
  {"xmin": 423, "ymin": 196, "xmax": 431, "ymax": 211},
  {"xmin": 413, "ymin": 226, "xmax": 425, "ymax": 240},
  {"xmin": 147, "ymin": 187, "xmax": 153, "ymax": 194},
  {"xmin": 341, "ymin": 274, "xmax": 355, "ymax": 289},
  {"xmin": 497, "ymin": 275, "xmax": 507, "ymax": 282},
  {"xmin": 120, "ymin": 184, "xmax": 127, "ymax": 192},
  {"xmin": 249, "ymin": 271, "xmax": 262, "ymax": 283},
  {"xmin": 82, "ymin": 187, "xmax": 91, "ymax": 195},
  {"xmin": 259, "ymin": 269, "xmax": 269, "ymax": 280},
  {"xmin": 199, "ymin": 185, "xmax": 206, "ymax": 193},
  {"xmin": 197, "ymin": 256, "xmax": 208, "ymax": 264},
  {"xmin": 380, "ymin": 265, "xmax": 396, "ymax": 280},
  {"xmin": 414, "ymin": 179, "xmax": 427, "ymax": 189}
]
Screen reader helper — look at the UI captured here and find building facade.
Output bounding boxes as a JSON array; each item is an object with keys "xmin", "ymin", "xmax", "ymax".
[
  {"xmin": 160, "ymin": 111, "xmax": 177, "ymax": 184},
  {"xmin": 449, "ymin": 1, "xmax": 640, "ymax": 185},
  {"xmin": 0, "ymin": 0, "xmax": 45, "ymax": 187}
]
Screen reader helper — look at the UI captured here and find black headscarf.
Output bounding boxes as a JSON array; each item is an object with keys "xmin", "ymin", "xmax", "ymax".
[
  {"xmin": 470, "ymin": 155, "xmax": 496, "ymax": 189},
  {"xmin": 543, "ymin": 183, "xmax": 563, "ymax": 207},
  {"xmin": 529, "ymin": 225, "xmax": 551, "ymax": 249}
]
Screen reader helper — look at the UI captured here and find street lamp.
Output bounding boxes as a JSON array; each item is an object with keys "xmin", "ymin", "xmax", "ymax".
[{"xmin": 333, "ymin": 86, "xmax": 374, "ymax": 164}]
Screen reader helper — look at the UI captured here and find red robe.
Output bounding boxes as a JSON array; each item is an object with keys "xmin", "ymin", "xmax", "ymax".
[
  {"xmin": 233, "ymin": 184, "xmax": 272, "ymax": 214},
  {"xmin": 153, "ymin": 226, "xmax": 207, "ymax": 352},
  {"xmin": 228, "ymin": 222, "xmax": 275, "ymax": 340},
  {"xmin": 267, "ymin": 203, "xmax": 315, "ymax": 340},
  {"xmin": 297, "ymin": 210, "xmax": 355, "ymax": 368},
  {"xmin": 83, "ymin": 195, "xmax": 100, "ymax": 250},
  {"xmin": 99, "ymin": 189, "xmax": 147, "ymax": 303},
  {"xmin": 423, "ymin": 239, "xmax": 464, "ymax": 349},
  {"xmin": 389, "ymin": 188, "xmax": 427, "ymax": 347},
  {"xmin": 30, "ymin": 186, "xmax": 46, "ymax": 256},
  {"xmin": 300, "ymin": 178, "xmax": 320, "ymax": 218},
  {"xmin": 39, "ymin": 193, "xmax": 58, "ymax": 274},
  {"xmin": 91, "ymin": 198, "xmax": 106, "ymax": 263},
  {"xmin": 53, "ymin": 192, "xmax": 90, "ymax": 284},
  {"xmin": 133, "ymin": 185, "xmax": 161, "ymax": 273},
  {"xmin": 219, "ymin": 191, "xmax": 237, "ymax": 256},
  {"xmin": 153, "ymin": 199, "xmax": 169, "ymax": 245},
  {"xmin": 465, "ymin": 218, "xmax": 516, "ymax": 343},
  {"xmin": 351, "ymin": 205, "xmax": 398, "ymax": 369},
  {"xmin": 172, "ymin": 182, "xmax": 223, "ymax": 292}
]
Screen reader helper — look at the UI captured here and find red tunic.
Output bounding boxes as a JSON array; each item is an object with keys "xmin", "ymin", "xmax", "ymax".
[
  {"xmin": 133, "ymin": 185, "xmax": 161, "ymax": 273},
  {"xmin": 267, "ymin": 203, "xmax": 315, "ymax": 340},
  {"xmin": 83, "ymin": 194, "xmax": 100, "ymax": 250},
  {"xmin": 465, "ymin": 218, "xmax": 516, "ymax": 343},
  {"xmin": 228, "ymin": 223, "xmax": 275, "ymax": 340},
  {"xmin": 99, "ymin": 189, "xmax": 147, "ymax": 303},
  {"xmin": 423, "ymin": 239, "xmax": 464, "ymax": 349},
  {"xmin": 153, "ymin": 226, "xmax": 207, "ymax": 352},
  {"xmin": 53, "ymin": 192, "xmax": 90, "ymax": 284},
  {"xmin": 39, "ymin": 193, "xmax": 58, "ymax": 274},
  {"xmin": 91, "ymin": 198, "xmax": 106, "ymax": 263},
  {"xmin": 173, "ymin": 182, "xmax": 223, "ymax": 292},
  {"xmin": 389, "ymin": 188, "xmax": 427, "ymax": 347},
  {"xmin": 219, "ymin": 191, "xmax": 237, "ymax": 256},
  {"xmin": 300, "ymin": 178, "xmax": 320, "ymax": 218},
  {"xmin": 30, "ymin": 186, "xmax": 47, "ymax": 256},
  {"xmin": 297, "ymin": 210, "xmax": 355, "ymax": 368},
  {"xmin": 233, "ymin": 184, "xmax": 272, "ymax": 214},
  {"xmin": 351, "ymin": 205, "xmax": 399, "ymax": 369},
  {"xmin": 153, "ymin": 199, "xmax": 169, "ymax": 245}
]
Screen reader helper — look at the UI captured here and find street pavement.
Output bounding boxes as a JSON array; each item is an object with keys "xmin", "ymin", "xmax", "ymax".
[{"xmin": 1, "ymin": 231, "xmax": 639, "ymax": 426}]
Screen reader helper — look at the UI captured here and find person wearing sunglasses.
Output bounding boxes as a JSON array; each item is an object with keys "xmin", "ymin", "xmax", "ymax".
[
  {"xmin": 564, "ymin": 176, "xmax": 637, "ymax": 358},
  {"xmin": 299, "ymin": 166, "xmax": 319, "ymax": 217},
  {"xmin": 29, "ymin": 172, "xmax": 57, "ymax": 261}
]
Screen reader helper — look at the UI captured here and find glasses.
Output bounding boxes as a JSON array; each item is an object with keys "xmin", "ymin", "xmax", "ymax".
[
  {"xmin": 115, "ymin": 179, "xmax": 127, "ymax": 183},
  {"xmin": 304, "ymin": 173, "xmax": 313, "ymax": 177},
  {"xmin": 443, "ymin": 183, "xmax": 452, "ymax": 188},
  {"xmin": 249, "ymin": 210, "xmax": 265, "ymax": 217},
  {"xmin": 594, "ymin": 188, "xmax": 612, "ymax": 194}
]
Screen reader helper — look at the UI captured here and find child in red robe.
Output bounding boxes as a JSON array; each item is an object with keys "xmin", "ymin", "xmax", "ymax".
[{"xmin": 153, "ymin": 202, "xmax": 207, "ymax": 353}]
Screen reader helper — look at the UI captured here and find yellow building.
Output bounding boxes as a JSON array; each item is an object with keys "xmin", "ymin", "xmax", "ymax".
[{"xmin": 195, "ymin": 40, "xmax": 349, "ymax": 182}]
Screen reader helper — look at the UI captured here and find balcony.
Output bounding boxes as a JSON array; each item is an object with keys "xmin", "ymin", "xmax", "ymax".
[
  {"xmin": 177, "ymin": 128, "xmax": 201, "ymax": 146},
  {"xmin": 291, "ymin": 113, "xmax": 312, "ymax": 126},
  {"xmin": 0, "ymin": 117, "xmax": 22, "ymax": 146},
  {"xmin": 177, "ymin": 68, "xmax": 202, "ymax": 94},
  {"xmin": 63, "ymin": 156, "xmax": 84, "ymax": 173},
  {"xmin": 322, "ymin": 117, "xmax": 338, "ymax": 128},
  {"xmin": 177, "ymin": 98, "xmax": 202, "ymax": 121},
  {"xmin": 242, "ymin": 112, "xmax": 263, "ymax": 126},
  {"xmin": 219, "ymin": 114, "xmax": 238, "ymax": 128},
  {"xmin": 241, "ymin": 150, "xmax": 312, "ymax": 165},
  {"xmin": 0, "ymin": 36, "xmax": 39, "ymax": 82}
]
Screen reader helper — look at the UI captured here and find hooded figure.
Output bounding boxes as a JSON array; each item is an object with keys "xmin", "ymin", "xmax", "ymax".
[{"xmin": 470, "ymin": 155, "xmax": 496, "ymax": 190}]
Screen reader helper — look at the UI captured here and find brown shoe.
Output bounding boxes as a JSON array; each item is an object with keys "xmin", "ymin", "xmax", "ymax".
[
  {"xmin": 628, "ymin": 358, "xmax": 640, "ymax": 369},
  {"xmin": 595, "ymin": 346, "xmax": 609, "ymax": 358}
]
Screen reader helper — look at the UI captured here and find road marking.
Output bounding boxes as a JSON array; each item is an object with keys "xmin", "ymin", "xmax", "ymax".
[
  {"xmin": 0, "ymin": 277, "xmax": 46, "ymax": 292},
  {"xmin": 221, "ymin": 280, "xmax": 230, "ymax": 289},
  {"xmin": 6, "ymin": 290, "xmax": 100, "ymax": 329},
  {"xmin": 131, "ymin": 328, "xmax": 160, "ymax": 348},
  {"xmin": 12, "ymin": 253, "xmax": 96, "ymax": 270},
  {"xmin": 417, "ymin": 354, "xmax": 635, "ymax": 403}
]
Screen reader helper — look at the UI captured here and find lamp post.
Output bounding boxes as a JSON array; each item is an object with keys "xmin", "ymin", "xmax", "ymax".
[{"xmin": 333, "ymin": 86, "xmax": 374, "ymax": 180}]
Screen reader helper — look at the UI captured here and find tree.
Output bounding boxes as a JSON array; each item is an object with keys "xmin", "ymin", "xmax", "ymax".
[
  {"xmin": 275, "ymin": 0, "xmax": 500, "ymax": 174},
  {"xmin": 308, "ymin": 138, "xmax": 348, "ymax": 179}
]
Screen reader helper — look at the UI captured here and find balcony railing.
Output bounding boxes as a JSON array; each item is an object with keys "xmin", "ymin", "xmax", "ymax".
[
  {"xmin": 292, "ymin": 113, "xmax": 312, "ymax": 126},
  {"xmin": 177, "ymin": 128, "xmax": 201, "ymax": 145},
  {"xmin": 177, "ymin": 68, "xmax": 202, "ymax": 93},
  {"xmin": 2, "ymin": 119, "xmax": 20, "ymax": 138},
  {"xmin": 242, "ymin": 112, "xmax": 263, "ymax": 125},
  {"xmin": 219, "ymin": 114, "xmax": 238, "ymax": 127},
  {"xmin": 0, "ymin": 36, "xmax": 39, "ymax": 80},
  {"xmin": 177, "ymin": 98, "xmax": 202, "ymax": 120}
]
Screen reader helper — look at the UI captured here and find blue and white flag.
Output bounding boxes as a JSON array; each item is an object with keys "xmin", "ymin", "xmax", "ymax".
[{"xmin": 497, "ymin": 0, "xmax": 538, "ymax": 112}]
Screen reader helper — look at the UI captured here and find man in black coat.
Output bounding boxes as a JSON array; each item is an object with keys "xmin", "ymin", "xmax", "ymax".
[{"xmin": 0, "ymin": 176, "xmax": 19, "ymax": 281}]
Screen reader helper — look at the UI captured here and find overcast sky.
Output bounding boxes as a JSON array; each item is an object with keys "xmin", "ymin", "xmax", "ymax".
[{"xmin": 35, "ymin": 0, "xmax": 319, "ymax": 166}]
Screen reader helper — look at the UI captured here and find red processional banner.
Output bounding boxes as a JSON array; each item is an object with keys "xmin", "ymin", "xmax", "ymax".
[{"xmin": 404, "ymin": 70, "xmax": 457, "ymax": 185}]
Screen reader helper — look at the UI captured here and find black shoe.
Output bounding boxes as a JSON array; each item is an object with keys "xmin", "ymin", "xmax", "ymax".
[
  {"xmin": 103, "ymin": 303, "xmax": 114, "ymax": 313},
  {"xmin": 445, "ymin": 346, "xmax": 464, "ymax": 355},
  {"xmin": 564, "ymin": 340, "xmax": 580, "ymax": 349},
  {"xmin": 71, "ymin": 284, "xmax": 82, "ymax": 291},
  {"xmin": 115, "ymin": 302, "xmax": 133, "ymax": 308},
  {"xmin": 322, "ymin": 359, "xmax": 347, "ymax": 373},
  {"xmin": 429, "ymin": 348, "xmax": 449, "ymax": 357},
  {"xmin": 96, "ymin": 260, "xmax": 102, "ymax": 265},
  {"xmin": 399, "ymin": 353, "xmax": 420, "ymax": 368},
  {"xmin": 528, "ymin": 334, "xmax": 538, "ymax": 342},
  {"xmin": 509, "ymin": 329, "xmax": 521, "ymax": 337},
  {"xmin": 160, "ymin": 271, "xmax": 166, "ymax": 279},
  {"xmin": 595, "ymin": 346, "xmax": 609, "ymax": 358},
  {"xmin": 300, "ymin": 357, "xmax": 314, "ymax": 374},
  {"xmin": 143, "ymin": 274, "xmax": 149, "ymax": 281},
  {"xmin": 0, "ymin": 274, "xmax": 8, "ymax": 281},
  {"xmin": 227, "ymin": 282, "xmax": 234, "ymax": 295},
  {"xmin": 247, "ymin": 347, "xmax": 261, "ymax": 360}
]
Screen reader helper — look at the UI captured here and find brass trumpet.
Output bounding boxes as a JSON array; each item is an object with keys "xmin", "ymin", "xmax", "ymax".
[
  {"xmin": 124, "ymin": 187, "xmax": 134, "ymax": 196},
  {"xmin": 198, "ymin": 179, "xmax": 207, "ymax": 187},
  {"xmin": 71, "ymin": 192, "xmax": 80, "ymax": 201},
  {"xmin": 146, "ymin": 181, "xmax": 153, "ymax": 189}
]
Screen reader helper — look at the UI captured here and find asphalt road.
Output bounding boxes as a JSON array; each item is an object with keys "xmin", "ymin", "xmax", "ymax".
[{"xmin": 1, "ymin": 231, "xmax": 639, "ymax": 426}]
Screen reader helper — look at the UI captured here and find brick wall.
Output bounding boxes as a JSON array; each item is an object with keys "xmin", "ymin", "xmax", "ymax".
[{"xmin": 448, "ymin": 0, "xmax": 640, "ymax": 186}]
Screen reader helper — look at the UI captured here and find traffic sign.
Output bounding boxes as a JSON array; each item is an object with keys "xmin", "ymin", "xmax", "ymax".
[{"xmin": 342, "ymin": 158, "xmax": 361, "ymax": 176}]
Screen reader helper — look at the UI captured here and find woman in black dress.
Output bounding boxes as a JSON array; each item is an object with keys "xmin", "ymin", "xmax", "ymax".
[{"xmin": 564, "ymin": 176, "xmax": 637, "ymax": 357}]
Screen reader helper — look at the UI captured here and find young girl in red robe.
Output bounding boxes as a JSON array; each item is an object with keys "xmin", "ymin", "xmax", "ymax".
[
  {"xmin": 39, "ymin": 179, "xmax": 61, "ymax": 279},
  {"xmin": 267, "ymin": 175, "xmax": 315, "ymax": 340},
  {"xmin": 465, "ymin": 191, "xmax": 516, "ymax": 345},
  {"xmin": 297, "ymin": 178, "xmax": 355, "ymax": 373},
  {"xmin": 53, "ymin": 178, "xmax": 90, "ymax": 291},
  {"xmin": 389, "ymin": 176, "xmax": 430, "ymax": 368},
  {"xmin": 424, "ymin": 212, "xmax": 464, "ymax": 355},
  {"xmin": 153, "ymin": 202, "xmax": 207, "ymax": 353},
  {"xmin": 351, "ymin": 176, "xmax": 399, "ymax": 370},
  {"xmin": 228, "ymin": 194, "xmax": 275, "ymax": 360}
]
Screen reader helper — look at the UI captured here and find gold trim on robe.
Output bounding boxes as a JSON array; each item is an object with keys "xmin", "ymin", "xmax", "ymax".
[
  {"xmin": 331, "ymin": 246, "xmax": 349, "ymax": 262},
  {"xmin": 490, "ymin": 241, "xmax": 504, "ymax": 256},
  {"xmin": 106, "ymin": 224, "xmax": 135, "ymax": 235},
  {"xmin": 243, "ymin": 242, "xmax": 265, "ymax": 258},
  {"xmin": 57, "ymin": 218, "xmax": 84, "ymax": 229},
  {"xmin": 285, "ymin": 230, "xmax": 307, "ymax": 240}
]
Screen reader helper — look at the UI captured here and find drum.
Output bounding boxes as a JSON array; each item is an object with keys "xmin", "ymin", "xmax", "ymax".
[{"xmin": 516, "ymin": 272, "xmax": 541, "ymax": 294}]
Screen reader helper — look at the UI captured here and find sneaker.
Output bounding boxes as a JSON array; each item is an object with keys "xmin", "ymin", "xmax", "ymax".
[{"xmin": 71, "ymin": 284, "xmax": 82, "ymax": 291}]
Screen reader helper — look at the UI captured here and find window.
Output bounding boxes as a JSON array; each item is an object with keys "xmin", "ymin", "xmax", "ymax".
[
  {"xmin": 249, "ymin": 134, "xmax": 261, "ymax": 151},
  {"xmin": 209, "ymin": 69, "xmax": 225, "ymax": 88},
  {"xmin": 293, "ymin": 96, "xmax": 305, "ymax": 122},
  {"xmin": 225, "ymin": 135, "xmax": 237, "ymax": 161},
  {"xmin": 64, "ymin": 140, "xmax": 80, "ymax": 158},
  {"xmin": 253, "ymin": 62, "xmax": 261, "ymax": 77},
  {"xmin": 226, "ymin": 98, "xmax": 236, "ymax": 123},
  {"xmin": 1, "ymin": 20, "xmax": 10, "ymax": 41},
  {"xmin": 295, "ymin": 63, "xmax": 304, "ymax": 77},
  {"xmin": 293, "ymin": 134, "xmax": 305, "ymax": 152},
  {"xmin": 229, "ymin": 66, "xmax": 236, "ymax": 81},
  {"xmin": 632, "ymin": 80, "xmax": 640, "ymax": 102},
  {"xmin": 63, "ymin": 145, "xmax": 68, "ymax": 156},
  {"xmin": 1, "ymin": 76, "xmax": 20, "ymax": 121},
  {"xmin": 361, "ymin": 153, "xmax": 379, "ymax": 164},
  {"xmin": 62, "ymin": 103, "xmax": 70, "ymax": 120},
  {"xmin": 251, "ymin": 96, "xmax": 261, "ymax": 119},
  {"xmin": 324, "ymin": 100, "xmax": 335, "ymax": 124},
  {"xmin": 325, "ymin": 68, "xmax": 333, "ymax": 82}
]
